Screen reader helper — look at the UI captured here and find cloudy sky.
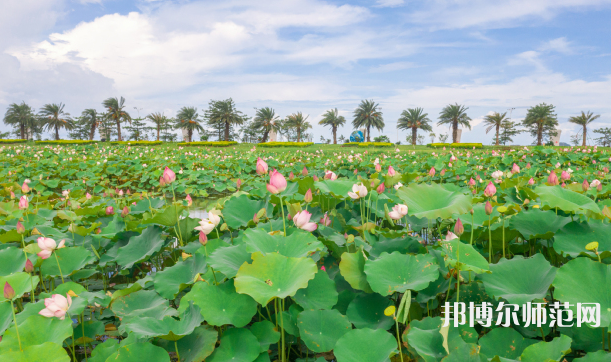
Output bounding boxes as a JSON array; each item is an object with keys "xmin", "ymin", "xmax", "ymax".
[{"xmin": 2, "ymin": 0, "xmax": 611, "ymax": 144}]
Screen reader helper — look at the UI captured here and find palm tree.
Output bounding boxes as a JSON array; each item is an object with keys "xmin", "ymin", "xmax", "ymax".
[
  {"xmin": 319, "ymin": 108, "xmax": 346, "ymax": 144},
  {"xmin": 569, "ymin": 111, "xmax": 600, "ymax": 147},
  {"xmin": 253, "ymin": 107, "xmax": 279, "ymax": 143},
  {"xmin": 483, "ymin": 112, "xmax": 508, "ymax": 146},
  {"xmin": 3, "ymin": 102, "xmax": 37, "ymax": 139},
  {"xmin": 102, "ymin": 97, "xmax": 131, "ymax": 141},
  {"xmin": 352, "ymin": 100, "xmax": 384, "ymax": 142},
  {"xmin": 523, "ymin": 103, "xmax": 558, "ymax": 146},
  {"xmin": 438, "ymin": 103, "xmax": 471, "ymax": 143},
  {"xmin": 146, "ymin": 112, "xmax": 167, "ymax": 141},
  {"xmin": 205, "ymin": 99, "xmax": 246, "ymax": 141},
  {"xmin": 176, "ymin": 107, "xmax": 204, "ymax": 143},
  {"xmin": 39, "ymin": 103, "xmax": 75, "ymax": 140},
  {"xmin": 286, "ymin": 112, "xmax": 311, "ymax": 142},
  {"xmin": 397, "ymin": 107, "xmax": 432, "ymax": 145},
  {"xmin": 80, "ymin": 109, "xmax": 101, "ymax": 140}
]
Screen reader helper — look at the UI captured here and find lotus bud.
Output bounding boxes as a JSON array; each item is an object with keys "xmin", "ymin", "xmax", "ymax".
[
  {"xmin": 19, "ymin": 195, "xmax": 28, "ymax": 210},
  {"xmin": 16, "ymin": 221, "xmax": 25, "ymax": 234},
  {"xmin": 583, "ymin": 179, "xmax": 590, "ymax": 191},
  {"xmin": 440, "ymin": 169, "xmax": 446, "ymax": 176},
  {"xmin": 387, "ymin": 166, "xmax": 396, "ymax": 176},
  {"xmin": 428, "ymin": 167, "xmax": 436, "ymax": 177},
  {"xmin": 185, "ymin": 194, "xmax": 193, "ymax": 207},
  {"xmin": 105, "ymin": 206, "xmax": 114, "ymax": 215},
  {"xmin": 485, "ymin": 201, "xmax": 493, "ymax": 215},
  {"xmin": 302, "ymin": 167, "xmax": 308, "ymax": 176},
  {"xmin": 289, "ymin": 172, "xmax": 295, "ymax": 181},
  {"xmin": 313, "ymin": 175, "xmax": 319, "ymax": 181},
  {"xmin": 86, "ymin": 193, "xmax": 92, "ymax": 200},
  {"xmin": 10, "ymin": 191, "xmax": 15, "ymax": 199},
  {"xmin": 253, "ymin": 213, "xmax": 259, "ymax": 224},
  {"xmin": 256, "ymin": 157, "xmax": 268, "ymax": 175},
  {"xmin": 162, "ymin": 167, "xmax": 176, "ymax": 184},
  {"xmin": 22, "ymin": 181, "xmax": 30, "ymax": 193},
  {"xmin": 3, "ymin": 282, "xmax": 15, "ymax": 300},
  {"xmin": 346, "ymin": 234, "xmax": 355, "ymax": 244},
  {"xmin": 512, "ymin": 163, "xmax": 520, "ymax": 173},
  {"xmin": 266, "ymin": 170, "xmax": 287, "ymax": 194},
  {"xmin": 199, "ymin": 231, "xmax": 207, "ymax": 246},
  {"xmin": 597, "ymin": 183, "xmax": 603, "ymax": 192},
  {"xmin": 25, "ymin": 259, "xmax": 34, "ymax": 273},
  {"xmin": 353, "ymin": 169, "xmax": 358, "ymax": 175},
  {"xmin": 561, "ymin": 171, "xmax": 570, "ymax": 181},
  {"xmin": 483, "ymin": 182, "xmax": 496, "ymax": 197},
  {"xmin": 528, "ymin": 178, "xmax": 535, "ymax": 185},
  {"xmin": 376, "ymin": 183, "xmax": 385, "ymax": 194},
  {"xmin": 548, "ymin": 171, "xmax": 559, "ymax": 186},
  {"xmin": 118, "ymin": 189, "xmax": 124, "ymax": 197},
  {"xmin": 526, "ymin": 162, "xmax": 531, "ymax": 169},
  {"xmin": 320, "ymin": 213, "xmax": 331, "ymax": 227},
  {"xmin": 321, "ymin": 266, "xmax": 326, "ymax": 272},
  {"xmin": 470, "ymin": 209, "xmax": 474, "ymax": 215},
  {"xmin": 220, "ymin": 223, "xmax": 228, "ymax": 232},
  {"xmin": 468, "ymin": 177, "xmax": 476, "ymax": 187},
  {"xmin": 375, "ymin": 164, "xmax": 381, "ymax": 172},
  {"xmin": 121, "ymin": 206, "xmax": 129, "ymax": 218},
  {"xmin": 454, "ymin": 218, "xmax": 464, "ymax": 236},
  {"xmin": 604, "ymin": 167, "xmax": 609, "ymax": 174},
  {"xmin": 304, "ymin": 189, "xmax": 313, "ymax": 203},
  {"xmin": 159, "ymin": 176, "xmax": 166, "ymax": 187}
]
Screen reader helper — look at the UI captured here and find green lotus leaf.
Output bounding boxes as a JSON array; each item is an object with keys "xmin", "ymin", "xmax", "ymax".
[
  {"xmin": 106, "ymin": 342, "xmax": 170, "ymax": 362},
  {"xmin": 207, "ymin": 328, "xmax": 260, "ymax": 362},
  {"xmin": 0, "ymin": 342, "xmax": 70, "ymax": 362},
  {"xmin": 0, "ymin": 302, "xmax": 12, "ymax": 336},
  {"xmin": 479, "ymin": 254, "xmax": 556, "ymax": 305},
  {"xmin": 0, "ymin": 247, "xmax": 26, "ymax": 276},
  {"xmin": 0, "ymin": 272, "xmax": 39, "ymax": 304},
  {"xmin": 519, "ymin": 335, "xmax": 572, "ymax": 362},
  {"xmin": 153, "ymin": 252, "xmax": 207, "ymax": 299},
  {"xmin": 558, "ymin": 323, "xmax": 604, "ymax": 353},
  {"xmin": 507, "ymin": 209, "xmax": 570, "ymax": 240},
  {"xmin": 404, "ymin": 317, "xmax": 447, "ymax": 361},
  {"xmin": 339, "ymin": 251, "xmax": 373, "ymax": 293},
  {"xmin": 175, "ymin": 325, "xmax": 218, "ymax": 362},
  {"xmin": 554, "ymin": 220, "xmax": 611, "ymax": 258},
  {"xmin": 121, "ymin": 302, "xmax": 203, "ymax": 340},
  {"xmin": 346, "ymin": 292, "xmax": 393, "ymax": 330},
  {"xmin": 297, "ymin": 309, "xmax": 352, "ymax": 352},
  {"xmin": 141, "ymin": 205, "xmax": 184, "ymax": 227},
  {"xmin": 441, "ymin": 239, "xmax": 490, "ymax": 274},
  {"xmin": 574, "ymin": 351, "xmax": 611, "ymax": 361},
  {"xmin": 478, "ymin": 327, "xmax": 538, "ymax": 360},
  {"xmin": 242, "ymin": 228, "xmax": 325, "ymax": 258},
  {"xmin": 293, "ymin": 270, "xmax": 338, "ymax": 310},
  {"xmin": 208, "ymin": 243, "xmax": 252, "ymax": 278},
  {"xmin": 235, "ymin": 252, "xmax": 317, "ymax": 305},
  {"xmin": 224, "ymin": 195, "xmax": 271, "ymax": 229},
  {"xmin": 368, "ymin": 235, "xmax": 424, "ymax": 258},
  {"xmin": 535, "ymin": 185, "xmax": 601, "ymax": 215},
  {"xmin": 89, "ymin": 340, "xmax": 120, "ymax": 362},
  {"xmin": 116, "ymin": 225, "xmax": 166, "ymax": 268},
  {"xmin": 41, "ymin": 246, "xmax": 95, "ymax": 277},
  {"xmin": 111, "ymin": 290, "xmax": 177, "ymax": 320},
  {"xmin": 73, "ymin": 320, "xmax": 104, "ymax": 344},
  {"xmin": 364, "ymin": 251, "xmax": 439, "ymax": 296},
  {"xmin": 442, "ymin": 343, "xmax": 487, "ymax": 362},
  {"xmin": 254, "ymin": 352, "xmax": 272, "ymax": 362},
  {"xmin": 553, "ymin": 257, "xmax": 611, "ymax": 328},
  {"xmin": 334, "ymin": 328, "xmax": 397, "ymax": 362},
  {"xmin": 397, "ymin": 183, "xmax": 472, "ymax": 220},
  {"xmin": 179, "ymin": 279, "xmax": 257, "ymax": 328},
  {"xmin": 250, "ymin": 320, "xmax": 280, "ymax": 353},
  {"xmin": 0, "ymin": 315, "xmax": 72, "ymax": 353},
  {"xmin": 314, "ymin": 180, "xmax": 357, "ymax": 198}
]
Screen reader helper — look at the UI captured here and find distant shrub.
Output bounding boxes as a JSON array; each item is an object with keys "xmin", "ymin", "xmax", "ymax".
[
  {"xmin": 35, "ymin": 140, "xmax": 98, "ymax": 145},
  {"xmin": 259, "ymin": 142, "xmax": 314, "ymax": 148},
  {"xmin": 110, "ymin": 141, "xmax": 163, "ymax": 146},
  {"xmin": 0, "ymin": 139, "xmax": 27, "ymax": 144},
  {"xmin": 357, "ymin": 142, "xmax": 393, "ymax": 148},
  {"xmin": 427, "ymin": 143, "xmax": 483, "ymax": 149},
  {"xmin": 179, "ymin": 141, "xmax": 238, "ymax": 147}
]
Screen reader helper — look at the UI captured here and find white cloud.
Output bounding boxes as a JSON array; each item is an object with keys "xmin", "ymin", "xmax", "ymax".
[
  {"xmin": 539, "ymin": 37, "xmax": 573, "ymax": 54},
  {"xmin": 376, "ymin": 0, "xmax": 405, "ymax": 7},
  {"xmin": 369, "ymin": 61, "xmax": 417, "ymax": 73}
]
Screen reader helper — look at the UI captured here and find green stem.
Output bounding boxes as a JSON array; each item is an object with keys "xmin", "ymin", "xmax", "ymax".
[
  {"xmin": 456, "ymin": 240, "xmax": 461, "ymax": 303},
  {"xmin": 175, "ymin": 340, "xmax": 181, "ymax": 362},
  {"xmin": 279, "ymin": 194, "xmax": 287, "ymax": 236},
  {"xmin": 171, "ymin": 184, "xmax": 184, "ymax": 247},
  {"xmin": 502, "ymin": 216, "xmax": 506, "ymax": 259},
  {"xmin": 279, "ymin": 298, "xmax": 286, "ymax": 362},
  {"xmin": 204, "ymin": 246, "xmax": 218, "ymax": 285},
  {"xmin": 10, "ymin": 299, "xmax": 22, "ymax": 351},
  {"xmin": 71, "ymin": 320, "xmax": 77, "ymax": 362},
  {"xmin": 469, "ymin": 212, "xmax": 474, "ymax": 245},
  {"xmin": 488, "ymin": 214, "xmax": 492, "ymax": 263},
  {"xmin": 394, "ymin": 316, "xmax": 404, "ymax": 362},
  {"xmin": 54, "ymin": 251, "xmax": 65, "ymax": 284},
  {"xmin": 82, "ymin": 313, "xmax": 88, "ymax": 362}
]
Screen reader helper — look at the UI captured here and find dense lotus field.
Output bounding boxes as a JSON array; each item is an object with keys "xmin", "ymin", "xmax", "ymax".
[{"xmin": 1, "ymin": 143, "xmax": 611, "ymax": 362}]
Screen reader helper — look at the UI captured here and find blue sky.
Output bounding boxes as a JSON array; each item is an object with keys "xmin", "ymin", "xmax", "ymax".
[{"xmin": 2, "ymin": 0, "xmax": 611, "ymax": 144}]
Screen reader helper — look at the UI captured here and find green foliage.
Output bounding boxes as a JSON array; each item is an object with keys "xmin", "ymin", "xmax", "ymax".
[
  {"xmin": 178, "ymin": 141, "xmax": 238, "ymax": 146},
  {"xmin": 259, "ymin": 142, "xmax": 314, "ymax": 147},
  {"xmin": 427, "ymin": 142, "xmax": 483, "ymax": 148}
]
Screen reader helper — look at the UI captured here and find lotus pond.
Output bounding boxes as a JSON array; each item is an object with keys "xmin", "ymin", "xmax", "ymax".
[{"xmin": 0, "ymin": 143, "xmax": 611, "ymax": 362}]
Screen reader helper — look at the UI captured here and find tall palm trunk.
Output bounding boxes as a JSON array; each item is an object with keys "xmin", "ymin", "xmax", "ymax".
[
  {"xmin": 297, "ymin": 126, "xmax": 301, "ymax": 142},
  {"xmin": 333, "ymin": 127, "xmax": 337, "ymax": 144},
  {"xmin": 157, "ymin": 127, "xmax": 160, "ymax": 141},
  {"xmin": 452, "ymin": 120, "xmax": 458, "ymax": 143},
  {"xmin": 116, "ymin": 120, "xmax": 122, "ymax": 141},
  {"xmin": 582, "ymin": 125, "xmax": 587, "ymax": 147},
  {"xmin": 224, "ymin": 121, "xmax": 230, "ymax": 141},
  {"xmin": 262, "ymin": 129, "xmax": 269, "ymax": 143},
  {"xmin": 495, "ymin": 124, "xmax": 500, "ymax": 146},
  {"xmin": 537, "ymin": 122, "xmax": 543, "ymax": 146},
  {"xmin": 366, "ymin": 126, "xmax": 371, "ymax": 142},
  {"xmin": 411, "ymin": 127, "xmax": 417, "ymax": 145},
  {"xmin": 55, "ymin": 125, "xmax": 60, "ymax": 140},
  {"xmin": 20, "ymin": 124, "xmax": 25, "ymax": 140},
  {"xmin": 89, "ymin": 122, "xmax": 96, "ymax": 140},
  {"xmin": 188, "ymin": 129, "xmax": 193, "ymax": 143}
]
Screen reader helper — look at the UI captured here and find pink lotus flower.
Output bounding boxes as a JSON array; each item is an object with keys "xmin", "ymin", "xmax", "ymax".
[
  {"xmin": 236, "ymin": 179, "xmax": 242, "ymax": 189},
  {"xmin": 302, "ymin": 167, "xmax": 308, "ymax": 176},
  {"xmin": 256, "ymin": 158, "xmax": 268, "ymax": 175},
  {"xmin": 25, "ymin": 259, "xmax": 34, "ymax": 273},
  {"xmin": 512, "ymin": 163, "xmax": 520, "ymax": 173},
  {"xmin": 528, "ymin": 178, "xmax": 535, "ymax": 185},
  {"xmin": 376, "ymin": 183, "xmax": 385, "ymax": 194},
  {"xmin": 186, "ymin": 194, "xmax": 193, "ymax": 207},
  {"xmin": 454, "ymin": 218, "xmax": 464, "ymax": 236},
  {"xmin": 37, "ymin": 237, "xmax": 65, "ymax": 260},
  {"xmin": 468, "ymin": 177, "xmax": 476, "ymax": 187},
  {"xmin": 313, "ymin": 175, "xmax": 319, "ymax": 181},
  {"xmin": 106, "ymin": 206, "xmax": 114, "ymax": 215},
  {"xmin": 445, "ymin": 231, "xmax": 458, "ymax": 241},
  {"xmin": 22, "ymin": 180, "xmax": 30, "ymax": 193},
  {"xmin": 526, "ymin": 163, "xmax": 531, "ymax": 169},
  {"xmin": 428, "ymin": 167, "xmax": 436, "ymax": 177},
  {"xmin": 86, "ymin": 193, "xmax": 92, "ymax": 200},
  {"xmin": 304, "ymin": 189, "xmax": 313, "ymax": 203},
  {"xmin": 394, "ymin": 182, "xmax": 403, "ymax": 190},
  {"xmin": 18, "ymin": 195, "xmax": 28, "ymax": 210},
  {"xmin": 121, "ymin": 206, "xmax": 129, "ymax": 218},
  {"xmin": 16, "ymin": 221, "xmax": 25, "ymax": 234},
  {"xmin": 484, "ymin": 201, "xmax": 493, "ymax": 215},
  {"xmin": 293, "ymin": 211, "xmax": 318, "ymax": 232},
  {"xmin": 159, "ymin": 176, "xmax": 166, "ymax": 187},
  {"xmin": 324, "ymin": 171, "xmax": 337, "ymax": 180},
  {"xmin": 39, "ymin": 294, "xmax": 72, "ymax": 320},
  {"xmin": 348, "ymin": 183, "xmax": 368, "ymax": 199},
  {"xmin": 582, "ymin": 179, "xmax": 590, "ymax": 191},
  {"xmin": 548, "ymin": 171, "xmax": 559, "ymax": 186},
  {"xmin": 561, "ymin": 171, "xmax": 570, "ymax": 181},
  {"xmin": 162, "ymin": 167, "xmax": 176, "ymax": 184},
  {"xmin": 320, "ymin": 213, "xmax": 331, "ymax": 226},
  {"xmin": 289, "ymin": 172, "xmax": 295, "ymax": 181},
  {"xmin": 484, "ymin": 182, "xmax": 496, "ymax": 197},
  {"xmin": 195, "ymin": 219, "xmax": 216, "ymax": 234},
  {"xmin": 388, "ymin": 204, "xmax": 408, "ymax": 220},
  {"xmin": 353, "ymin": 169, "xmax": 358, "ymax": 175},
  {"xmin": 208, "ymin": 210, "xmax": 221, "ymax": 226},
  {"xmin": 375, "ymin": 164, "xmax": 382, "ymax": 172},
  {"xmin": 4, "ymin": 282, "xmax": 15, "ymax": 300},
  {"xmin": 321, "ymin": 266, "xmax": 326, "ymax": 272},
  {"xmin": 199, "ymin": 231, "xmax": 207, "ymax": 246},
  {"xmin": 388, "ymin": 166, "xmax": 396, "ymax": 176},
  {"xmin": 10, "ymin": 191, "xmax": 15, "ymax": 199},
  {"xmin": 266, "ymin": 170, "xmax": 287, "ymax": 194},
  {"xmin": 591, "ymin": 179, "xmax": 601, "ymax": 188}
]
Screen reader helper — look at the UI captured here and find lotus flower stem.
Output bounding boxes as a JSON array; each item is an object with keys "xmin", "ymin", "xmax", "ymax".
[
  {"xmin": 501, "ymin": 216, "xmax": 506, "ymax": 259},
  {"xmin": 203, "ymin": 245, "xmax": 218, "ymax": 285},
  {"xmin": 174, "ymin": 340, "xmax": 180, "ymax": 362},
  {"xmin": 279, "ymin": 298, "xmax": 286, "ymax": 362},
  {"xmin": 488, "ymin": 214, "xmax": 492, "ymax": 263},
  {"xmin": 279, "ymin": 194, "xmax": 287, "ymax": 236},
  {"xmin": 9, "ymin": 298, "xmax": 22, "ymax": 351},
  {"xmin": 70, "ymin": 323, "xmax": 77, "ymax": 362},
  {"xmin": 394, "ymin": 312, "xmax": 404, "ymax": 362},
  {"xmin": 54, "ymin": 251, "xmax": 65, "ymax": 284},
  {"xmin": 171, "ymin": 185, "xmax": 184, "ymax": 247},
  {"xmin": 82, "ymin": 312, "xmax": 89, "ymax": 362},
  {"xmin": 469, "ymin": 212, "xmax": 474, "ymax": 245}
]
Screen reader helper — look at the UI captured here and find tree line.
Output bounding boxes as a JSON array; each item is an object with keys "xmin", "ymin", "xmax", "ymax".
[{"xmin": 1, "ymin": 98, "xmax": 605, "ymax": 146}]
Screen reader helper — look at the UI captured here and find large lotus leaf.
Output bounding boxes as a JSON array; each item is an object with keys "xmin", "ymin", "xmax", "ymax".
[
  {"xmin": 89, "ymin": 340, "xmax": 120, "ymax": 362},
  {"xmin": 479, "ymin": 254, "xmax": 556, "ymax": 305},
  {"xmin": 73, "ymin": 320, "xmax": 105, "ymax": 344},
  {"xmin": 41, "ymin": 246, "xmax": 95, "ymax": 277},
  {"xmin": 153, "ymin": 252, "xmax": 207, "ymax": 299},
  {"xmin": 178, "ymin": 279, "xmax": 257, "ymax": 328},
  {"xmin": 519, "ymin": 335, "xmax": 572, "ymax": 362},
  {"xmin": 397, "ymin": 183, "xmax": 472, "ymax": 220},
  {"xmin": 250, "ymin": 321, "xmax": 280, "ymax": 353},
  {"xmin": 224, "ymin": 195, "xmax": 271, "ymax": 229},
  {"xmin": 116, "ymin": 225, "xmax": 166, "ymax": 268},
  {"xmin": 0, "ymin": 272, "xmax": 39, "ymax": 303},
  {"xmin": 121, "ymin": 302, "xmax": 203, "ymax": 340},
  {"xmin": 339, "ymin": 251, "xmax": 373, "ymax": 293},
  {"xmin": 175, "ymin": 325, "xmax": 218, "ymax": 362},
  {"xmin": 293, "ymin": 270, "xmax": 338, "ymax": 310},
  {"xmin": 558, "ymin": 323, "xmax": 604, "ymax": 353},
  {"xmin": 364, "ymin": 252, "xmax": 439, "ymax": 295},
  {"xmin": 442, "ymin": 343, "xmax": 487, "ymax": 362},
  {"xmin": 242, "ymin": 228, "xmax": 324, "ymax": 258},
  {"xmin": 0, "ymin": 342, "xmax": 70, "ymax": 362},
  {"xmin": 346, "ymin": 292, "xmax": 393, "ymax": 330},
  {"xmin": 554, "ymin": 220, "xmax": 611, "ymax": 258},
  {"xmin": 106, "ymin": 342, "xmax": 170, "ymax": 362},
  {"xmin": 478, "ymin": 327, "xmax": 538, "ymax": 360},
  {"xmin": 298, "ymin": 309, "xmax": 352, "ymax": 352},
  {"xmin": 369, "ymin": 235, "xmax": 424, "ymax": 257},
  {"xmin": 441, "ymin": 239, "xmax": 490, "ymax": 274},
  {"xmin": 334, "ymin": 328, "xmax": 396, "ymax": 362},
  {"xmin": 404, "ymin": 317, "xmax": 447, "ymax": 362},
  {"xmin": 111, "ymin": 290, "xmax": 177, "ymax": 320},
  {"xmin": 535, "ymin": 185, "xmax": 601, "ymax": 215},
  {"xmin": 314, "ymin": 180, "xmax": 357, "ymax": 198},
  {"xmin": 575, "ymin": 351, "xmax": 611, "ymax": 361},
  {"xmin": 235, "ymin": 252, "xmax": 317, "ymax": 305},
  {"xmin": 454, "ymin": 203, "xmax": 500, "ymax": 228},
  {"xmin": 141, "ymin": 205, "xmax": 184, "ymax": 227},
  {"xmin": 0, "ymin": 315, "xmax": 72, "ymax": 353},
  {"xmin": 507, "ymin": 209, "xmax": 570, "ymax": 240},
  {"xmin": 207, "ymin": 327, "xmax": 260, "ymax": 362},
  {"xmin": 208, "ymin": 243, "xmax": 252, "ymax": 278},
  {"xmin": 0, "ymin": 302, "xmax": 12, "ymax": 336},
  {"xmin": 553, "ymin": 257, "xmax": 611, "ymax": 328},
  {"xmin": 0, "ymin": 247, "xmax": 26, "ymax": 276}
]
